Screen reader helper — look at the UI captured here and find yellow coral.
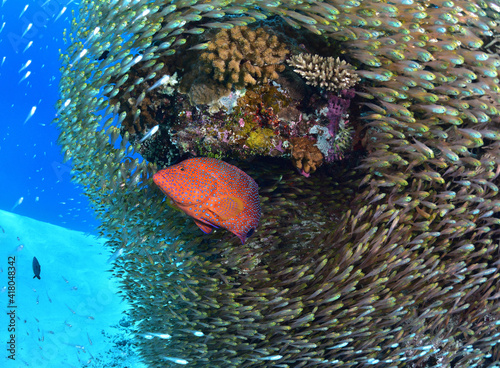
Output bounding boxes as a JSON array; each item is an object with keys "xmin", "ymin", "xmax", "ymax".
[
  {"xmin": 245, "ymin": 128, "xmax": 275, "ymax": 151},
  {"xmin": 201, "ymin": 26, "xmax": 288, "ymax": 89}
]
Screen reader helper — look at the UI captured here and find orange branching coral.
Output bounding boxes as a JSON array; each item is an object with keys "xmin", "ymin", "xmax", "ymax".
[
  {"xmin": 201, "ymin": 26, "xmax": 289, "ymax": 89},
  {"xmin": 290, "ymin": 137, "xmax": 324, "ymax": 175}
]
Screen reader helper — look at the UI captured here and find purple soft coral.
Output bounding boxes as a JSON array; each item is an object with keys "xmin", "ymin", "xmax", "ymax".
[
  {"xmin": 326, "ymin": 89, "xmax": 353, "ymax": 137},
  {"xmin": 323, "ymin": 89, "xmax": 355, "ymax": 163}
]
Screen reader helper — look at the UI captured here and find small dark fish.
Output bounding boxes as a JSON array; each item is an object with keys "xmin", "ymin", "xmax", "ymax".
[
  {"xmin": 32, "ymin": 257, "xmax": 41, "ymax": 280},
  {"xmin": 97, "ymin": 50, "xmax": 109, "ymax": 60}
]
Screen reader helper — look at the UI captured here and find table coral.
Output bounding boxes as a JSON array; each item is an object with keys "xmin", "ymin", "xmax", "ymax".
[{"xmin": 201, "ymin": 26, "xmax": 289, "ymax": 89}]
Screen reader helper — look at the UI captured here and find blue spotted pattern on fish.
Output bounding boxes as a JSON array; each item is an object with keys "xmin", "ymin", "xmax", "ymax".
[{"xmin": 153, "ymin": 157, "xmax": 261, "ymax": 243}]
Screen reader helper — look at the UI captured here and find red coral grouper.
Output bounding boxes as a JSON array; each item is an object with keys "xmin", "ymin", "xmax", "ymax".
[{"xmin": 153, "ymin": 157, "xmax": 261, "ymax": 244}]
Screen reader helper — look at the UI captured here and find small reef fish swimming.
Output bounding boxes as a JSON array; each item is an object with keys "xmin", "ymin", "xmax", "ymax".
[
  {"xmin": 139, "ymin": 125, "xmax": 159, "ymax": 143},
  {"xmin": 153, "ymin": 157, "xmax": 261, "ymax": 244},
  {"xmin": 11, "ymin": 197, "xmax": 23, "ymax": 211},
  {"xmin": 32, "ymin": 256, "xmax": 41, "ymax": 280}
]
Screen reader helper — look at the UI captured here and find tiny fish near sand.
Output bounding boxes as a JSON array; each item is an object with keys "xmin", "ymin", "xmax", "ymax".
[{"xmin": 32, "ymin": 257, "xmax": 41, "ymax": 280}]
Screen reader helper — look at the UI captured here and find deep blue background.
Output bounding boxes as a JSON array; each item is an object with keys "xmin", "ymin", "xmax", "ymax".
[{"xmin": 0, "ymin": 0, "xmax": 100, "ymax": 232}]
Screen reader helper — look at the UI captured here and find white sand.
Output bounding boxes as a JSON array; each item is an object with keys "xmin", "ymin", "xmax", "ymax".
[{"xmin": 0, "ymin": 210, "xmax": 146, "ymax": 367}]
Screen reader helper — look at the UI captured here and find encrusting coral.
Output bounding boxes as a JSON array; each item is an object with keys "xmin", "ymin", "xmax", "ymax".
[
  {"xmin": 54, "ymin": 0, "xmax": 500, "ymax": 367},
  {"xmin": 287, "ymin": 53, "xmax": 361, "ymax": 92},
  {"xmin": 200, "ymin": 26, "xmax": 289, "ymax": 89}
]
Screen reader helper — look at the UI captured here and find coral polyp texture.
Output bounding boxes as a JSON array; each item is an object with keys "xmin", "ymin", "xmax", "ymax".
[
  {"xmin": 55, "ymin": 0, "xmax": 500, "ymax": 367},
  {"xmin": 287, "ymin": 53, "xmax": 361, "ymax": 92},
  {"xmin": 201, "ymin": 26, "xmax": 289, "ymax": 88}
]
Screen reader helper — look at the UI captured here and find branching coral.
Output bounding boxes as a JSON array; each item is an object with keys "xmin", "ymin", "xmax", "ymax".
[
  {"xmin": 201, "ymin": 26, "xmax": 289, "ymax": 89},
  {"xmin": 287, "ymin": 53, "xmax": 360, "ymax": 92}
]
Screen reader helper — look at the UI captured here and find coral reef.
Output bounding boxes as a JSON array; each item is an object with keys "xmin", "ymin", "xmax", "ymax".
[
  {"xmin": 108, "ymin": 61, "xmax": 178, "ymax": 138},
  {"xmin": 99, "ymin": 20, "xmax": 355, "ymax": 171},
  {"xmin": 200, "ymin": 26, "xmax": 289, "ymax": 89},
  {"xmin": 287, "ymin": 53, "xmax": 360, "ymax": 92},
  {"xmin": 54, "ymin": 0, "xmax": 500, "ymax": 367},
  {"xmin": 185, "ymin": 76, "xmax": 231, "ymax": 106}
]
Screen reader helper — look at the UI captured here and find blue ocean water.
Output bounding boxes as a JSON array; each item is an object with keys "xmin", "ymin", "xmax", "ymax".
[
  {"xmin": 0, "ymin": 4, "xmax": 143, "ymax": 368},
  {"xmin": 0, "ymin": 0, "xmax": 99, "ymax": 233}
]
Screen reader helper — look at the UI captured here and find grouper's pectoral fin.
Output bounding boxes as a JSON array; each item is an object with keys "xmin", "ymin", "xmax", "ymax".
[
  {"xmin": 166, "ymin": 197, "xmax": 182, "ymax": 212},
  {"xmin": 213, "ymin": 196, "xmax": 245, "ymax": 221},
  {"xmin": 194, "ymin": 219, "xmax": 214, "ymax": 234}
]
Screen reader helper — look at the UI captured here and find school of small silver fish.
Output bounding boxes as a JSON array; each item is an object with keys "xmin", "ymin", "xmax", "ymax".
[{"xmin": 52, "ymin": 0, "xmax": 500, "ymax": 366}]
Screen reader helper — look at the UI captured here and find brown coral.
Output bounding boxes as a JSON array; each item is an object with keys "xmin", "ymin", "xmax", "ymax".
[
  {"xmin": 201, "ymin": 26, "xmax": 288, "ymax": 89},
  {"xmin": 186, "ymin": 77, "xmax": 231, "ymax": 105},
  {"xmin": 290, "ymin": 137, "xmax": 324, "ymax": 175},
  {"xmin": 287, "ymin": 53, "xmax": 360, "ymax": 92}
]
